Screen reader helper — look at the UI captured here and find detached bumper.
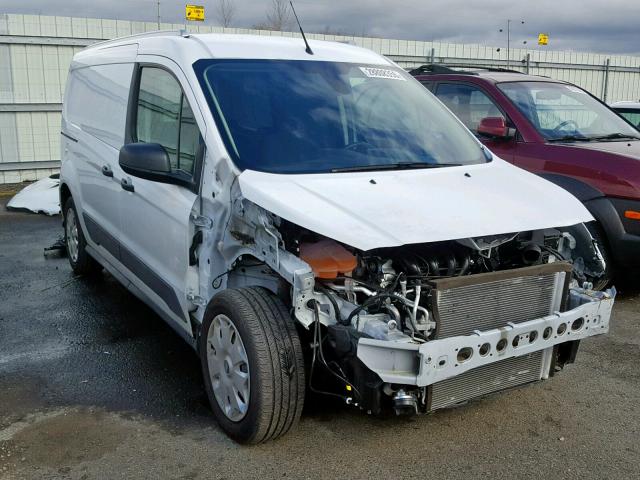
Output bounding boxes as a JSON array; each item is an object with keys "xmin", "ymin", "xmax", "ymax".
[{"xmin": 357, "ymin": 287, "xmax": 614, "ymax": 388}]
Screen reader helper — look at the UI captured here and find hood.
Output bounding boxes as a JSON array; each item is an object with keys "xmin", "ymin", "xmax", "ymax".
[
  {"xmin": 238, "ymin": 159, "xmax": 593, "ymax": 251},
  {"xmin": 566, "ymin": 139, "xmax": 640, "ymax": 159}
]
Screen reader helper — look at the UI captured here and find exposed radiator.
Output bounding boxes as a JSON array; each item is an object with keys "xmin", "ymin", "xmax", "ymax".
[{"xmin": 427, "ymin": 263, "xmax": 571, "ymax": 411}]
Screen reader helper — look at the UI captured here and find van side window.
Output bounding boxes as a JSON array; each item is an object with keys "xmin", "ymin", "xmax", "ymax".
[
  {"xmin": 135, "ymin": 67, "xmax": 199, "ymax": 176},
  {"xmin": 435, "ymin": 83, "xmax": 505, "ymax": 133}
]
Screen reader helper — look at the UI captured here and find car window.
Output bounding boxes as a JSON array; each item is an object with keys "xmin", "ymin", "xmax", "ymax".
[
  {"xmin": 499, "ymin": 82, "xmax": 639, "ymax": 141},
  {"xmin": 136, "ymin": 67, "xmax": 200, "ymax": 176},
  {"xmin": 614, "ymin": 109, "xmax": 640, "ymax": 129},
  {"xmin": 419, "ymin": 81, "xmax": 434, "ymax": 92},
  {"xmin": 435, "ymin": 83, "xmax": 505, "ymax": 132}
]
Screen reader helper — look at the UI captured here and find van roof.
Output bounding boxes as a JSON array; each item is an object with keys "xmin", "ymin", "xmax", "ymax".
[{"xmin": 75, "ymin": 31, "xmax": 391, "ymax": 67}]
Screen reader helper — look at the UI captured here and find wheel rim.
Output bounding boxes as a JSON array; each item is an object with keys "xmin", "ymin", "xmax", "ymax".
[
  {"xmin": 207, "ymin": 314, "xmax": 250, "ymax": 422},
  {"xmin": 66, "ymin": 207, "xmax": 79, "ymax": 263}
]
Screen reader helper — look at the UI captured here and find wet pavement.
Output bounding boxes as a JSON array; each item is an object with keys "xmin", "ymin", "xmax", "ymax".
[{"xmin": 1, "ymin": 200, "xmax": 639, "ymax": 479}]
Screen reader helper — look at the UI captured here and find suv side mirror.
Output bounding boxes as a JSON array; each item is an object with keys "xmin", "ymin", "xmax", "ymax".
[
  {"xmin": 119, "ymin": 143, "xmax": 171, "ymax": 181},
  {"xmin": 478, "ymin": 117, "xmax": 511, "ymax": 139}
]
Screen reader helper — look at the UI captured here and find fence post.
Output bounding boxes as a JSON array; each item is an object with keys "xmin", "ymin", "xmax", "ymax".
[
  {"xmin": 430, "ymin": 47, "xmax": 435, "ymax": 65},
  {"xmin": 525, "ymin": 53, "xmax": 530, "ymax": 74},
  {"xmin": 602, "ymin": 58, "xmax": 610, "ymax": 102}
]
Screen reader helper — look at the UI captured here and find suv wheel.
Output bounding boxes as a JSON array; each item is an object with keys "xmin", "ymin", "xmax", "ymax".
[
  {"xmin": 200, "ymin": 287, "xmax": 305, "ymax": 444},
  {"xmin": 63, "ymin": 197, "xmax": 102, "ymax": 276}
]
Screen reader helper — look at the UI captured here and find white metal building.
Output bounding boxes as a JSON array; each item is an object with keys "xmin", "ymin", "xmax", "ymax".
[{"xmin": 1, "ymin": 13, "xmax": 639, "ymax": 183}]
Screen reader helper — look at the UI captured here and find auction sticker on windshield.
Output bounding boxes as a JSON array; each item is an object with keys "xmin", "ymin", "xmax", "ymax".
[{"xmin": 359, "ymin": 67, "xmax": 406, "ymax": 81}]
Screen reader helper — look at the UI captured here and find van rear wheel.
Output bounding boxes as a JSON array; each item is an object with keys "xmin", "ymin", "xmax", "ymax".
[
  {"xmin": 200, "ymin": 287, "xmax": 306, "ymax": 444},
  {"xmin": 63, "ymin": 197, "xmax": 102, "ymax": 276}
]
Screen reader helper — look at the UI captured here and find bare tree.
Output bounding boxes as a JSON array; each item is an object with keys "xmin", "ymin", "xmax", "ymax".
[
  {"xmin": 264, "ymin": 0, "xmax": 291, "ymax": 31},
  {"xmin": 215, "ymin": 0, "xmax": 236, "ymax": 27}
]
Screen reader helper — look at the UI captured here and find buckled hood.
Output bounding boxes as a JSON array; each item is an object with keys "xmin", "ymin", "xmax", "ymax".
[{"xmin": 239, "ymin": 158, "xmax": 593, "ymax": 251}]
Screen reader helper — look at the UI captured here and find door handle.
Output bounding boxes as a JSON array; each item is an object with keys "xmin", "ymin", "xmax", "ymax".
[
  {"xmin": 121, "ymin": 177, "xmax": 135, "ymax": 192},
  {"xmin": 101, "ymin": 165, "xmax": 113, "ymax": 177}
]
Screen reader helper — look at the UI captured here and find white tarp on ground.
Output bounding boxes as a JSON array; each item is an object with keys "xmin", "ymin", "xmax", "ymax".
[{"xmin": 6, "ymin": 175, "xmax": 60, "ymax": 216}]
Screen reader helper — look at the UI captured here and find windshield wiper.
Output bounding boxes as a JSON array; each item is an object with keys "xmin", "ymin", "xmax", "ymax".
[
  {"xmin": 331, "ymin": 162, "xmax": 463, "ymax": 173},
  {"xmin": 589, "ymin": 133, "xmax": 640, "ymax": 141},
  {"xmin": 547, "ymin": 134, "xmax": 594, "ymax": 143}
]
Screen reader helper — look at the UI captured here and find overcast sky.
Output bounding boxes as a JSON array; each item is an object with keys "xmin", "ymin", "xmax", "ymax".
[{"xmin": 2, "ymin": 0, "xmax": 640, "ymax": 56}]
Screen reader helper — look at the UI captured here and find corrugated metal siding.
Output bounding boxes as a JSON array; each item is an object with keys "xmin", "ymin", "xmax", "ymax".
[{"xmin": 0, "ymin": 13, "xmax": 639, "ymax": 182}]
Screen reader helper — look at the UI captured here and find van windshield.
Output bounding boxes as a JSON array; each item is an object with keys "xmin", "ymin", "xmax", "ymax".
[{"xmin": 194, "ymin": 59, "xmax": 487, "ymax": 174}]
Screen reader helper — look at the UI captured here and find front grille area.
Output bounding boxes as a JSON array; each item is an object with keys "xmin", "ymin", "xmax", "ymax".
[
  {"xmin": 430, "ymin": 351, "xmax": 544, "ymax": 410},
  {"xmin": 431, "ymin": 265, "xmax": 569, "ymax": 339},
  {"xmin": 428, "ymin": 264, "xmax": 570, "ymax": 411}
]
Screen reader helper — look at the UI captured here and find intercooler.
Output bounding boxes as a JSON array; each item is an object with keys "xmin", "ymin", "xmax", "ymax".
[{"xmin": 427, "ymin": 263, "xmax": 571, "ymax": 411}]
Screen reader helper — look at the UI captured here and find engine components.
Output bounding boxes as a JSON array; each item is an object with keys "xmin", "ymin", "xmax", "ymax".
[
  {"xmin": 300, "ymin": 239, "xmax": 357, "ymax": 279},
  {"xmin": 392, "ymin": 389, "xmax": 418, "ymax": 415},
  {"xmin": 293, "ymin": 226, "xmax": 607, "ymax": 415}
]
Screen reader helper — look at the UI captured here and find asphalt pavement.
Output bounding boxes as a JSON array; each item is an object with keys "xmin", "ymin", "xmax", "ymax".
[{"xmin": 1, "ymin": 200, "xmax": 639, "ymax": 479}]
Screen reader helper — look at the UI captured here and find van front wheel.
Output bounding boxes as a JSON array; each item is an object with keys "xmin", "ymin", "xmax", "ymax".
[{"xmin": 200, "ymin": 287, "xmax": 305, "ymax": 444}]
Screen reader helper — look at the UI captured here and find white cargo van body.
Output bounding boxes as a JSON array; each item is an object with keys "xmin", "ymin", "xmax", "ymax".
[{"xmin": 60, "ymin": 32, "xmax": 614, "ymax": 444}]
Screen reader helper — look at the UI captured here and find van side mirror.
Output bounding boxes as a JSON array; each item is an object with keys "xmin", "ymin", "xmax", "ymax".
[
  {"xmin": 119, "ymin": 143, "xmax": 171, "ymax": 181},
  {"xmin": 477, "ymin": 117, "xmax": 511, "ymax": 139}
]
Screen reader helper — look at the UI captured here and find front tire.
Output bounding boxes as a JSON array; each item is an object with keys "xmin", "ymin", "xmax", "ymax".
[
  {"xmin": 63, "ymin": 197, "xmax": 102, "ymax": 276},
  {"xmin": 200, "ymin": 287, "xmax": 306, "ymax": 444}
]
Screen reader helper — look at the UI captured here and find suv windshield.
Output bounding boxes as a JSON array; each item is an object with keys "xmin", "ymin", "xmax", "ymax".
[
  {"xmin": 194, "ymin": 60, "xmax": 487, "ymax": 174},
  {"xmin": 498, "ymin": 81, "xmax": 640, "ymax": 141}
]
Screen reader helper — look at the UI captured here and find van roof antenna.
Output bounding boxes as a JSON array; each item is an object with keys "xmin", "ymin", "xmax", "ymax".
[{"xmin": 290, "ymin": 1, "xmax": 313, "ymax": 55}]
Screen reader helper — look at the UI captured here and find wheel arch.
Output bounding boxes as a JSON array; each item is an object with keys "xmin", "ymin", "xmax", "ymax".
[
  {"xmin": 537, "ymin": 173, "xmax": 605, "ymax": 203},
  {"xmin": 59, "ymin": 182, "xmax": 72, "ymax": 218},
  {"xmin": 537, "ymin": 173, "xmax": 620, "ymax": 251},
  {"xmin": 224, "ymin": 254, "xmax": 289, "ymax": 300}
]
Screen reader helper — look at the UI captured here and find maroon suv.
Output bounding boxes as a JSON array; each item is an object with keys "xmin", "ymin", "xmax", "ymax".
[{"xmin": 412, "ymin": 65, "xmax": 640, "ymax": 281}]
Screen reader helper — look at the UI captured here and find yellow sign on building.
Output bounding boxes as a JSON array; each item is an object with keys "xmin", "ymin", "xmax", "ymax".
[
  {"xmin": 185, "ymin": 5, "xmax": 205, "ymax": 21},
  {"xmin": 538, "ymin": 33, "xmax": 549, "ymax": 46}
]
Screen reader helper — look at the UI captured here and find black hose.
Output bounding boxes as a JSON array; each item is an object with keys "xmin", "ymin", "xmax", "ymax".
[
  {"xmin": 315, "ymin": 283, "xmax": 345, "ymax": 325},
  {"xmin": 308, "ymin": 301, "xmax": 361, "ymax": 401},
  {"xmin": 385, "ymin": 271, "xmax": 404, "ymax": 293},
  {"xmin": 346, "ymin": 292, "xmax": 411, "ymax": 326},
  {"xmin": 541, "ymin": 245, "xmax": 566, "ymax": 261},
  {"xmin": 458, "ymin": 255, "xmax": 470, "ymax": 276},
  {"xmin": 445, "ymin": 254, "xmax": 457, "ymax": 276}
]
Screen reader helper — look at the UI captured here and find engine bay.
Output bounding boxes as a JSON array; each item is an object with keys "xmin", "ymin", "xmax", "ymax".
[
  {"xmin": 274, "ymin": 220, "xmax": 609, "ymax": 414},
  {"xmin": 284, "ymin": 223, "xmax": 603, "ymax": 338}
]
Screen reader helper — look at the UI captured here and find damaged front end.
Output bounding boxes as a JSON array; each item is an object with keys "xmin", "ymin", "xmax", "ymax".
[
  {"xmin": 219, "ymin": 194, "xmax": 613, "ymax": 417},
  {"xmin": 281, "ymin": 216, "xmax": 612, "ymax": 415}
]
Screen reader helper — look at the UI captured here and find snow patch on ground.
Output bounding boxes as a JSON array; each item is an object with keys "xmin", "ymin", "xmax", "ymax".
[{"xmin": 6, "ymin": 174, "xmax": 60, "ymax": 215}]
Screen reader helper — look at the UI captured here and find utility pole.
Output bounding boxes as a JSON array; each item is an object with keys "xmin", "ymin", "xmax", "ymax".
[
  {"xmin": 507, "ymin": 19, "xmax": 510, "ymax": 69},
  {"xmin": 500, "ymin": 19, "xmax": 525, "ymax": 68},
  {"xmin": 157, "ymin": 0, "xmax": 161, "ymax": 29}
]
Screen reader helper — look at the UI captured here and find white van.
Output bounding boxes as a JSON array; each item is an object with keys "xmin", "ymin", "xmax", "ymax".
[{"xmin": 60, "ymin": 31, "xmax": 615, "ymax": 444}]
